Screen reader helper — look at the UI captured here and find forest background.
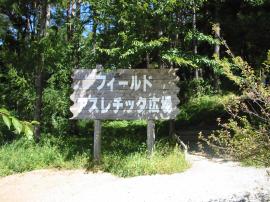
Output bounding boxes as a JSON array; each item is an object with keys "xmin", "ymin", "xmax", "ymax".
[{"xmin": 0, "ymin": 0, "xmax": 269, "ymax": 176}]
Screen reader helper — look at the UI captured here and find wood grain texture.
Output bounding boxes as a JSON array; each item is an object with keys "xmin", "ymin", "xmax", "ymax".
[
  {"xmin": 70, "ymin": 89, "xmax": 179, "ymax": 100},
  {"xmin": 72, "ymin": 68, "xmax": 178, "ymax": 80},
  {"xmin": 93, "ymin": 120, "xmax": 101, "ymax": 162},
  {"xmin": 70, "ymin": 96, "xmax": 179, "ymax": 108},
  {"xmin": 71, "ymin": 79, "xmax": 179, "ymax": 90},
  {"xmin": 70, "ymin": 109, "xmax": 180, "ymax": 120},
  {"xmin": 70, "ymin": 68, "xmax": 180, "ymax": 120},
  {"xmin": 147, "ymin": 120, "xmax": 155, "ymax": 155}
]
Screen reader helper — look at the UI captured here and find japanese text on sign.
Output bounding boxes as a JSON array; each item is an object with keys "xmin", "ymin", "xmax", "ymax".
[{"xmin": 70, "ymin": 69, "xmax": 180, "ymax": 120}]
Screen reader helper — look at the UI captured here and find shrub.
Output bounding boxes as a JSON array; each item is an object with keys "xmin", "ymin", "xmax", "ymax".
[{"xmin": 200, "ymin": 50, "xmax": 270, "ymax": 166}]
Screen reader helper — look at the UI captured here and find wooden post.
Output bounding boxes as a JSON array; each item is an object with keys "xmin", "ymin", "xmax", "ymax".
[
  {"xmin": 94, "ymin": 120, "xmax": 101, "ymax": 162},
  {"xmin": 147, "ymin": 120, "xmax": 155, "ymax": 155},
  {"xmin": 169, "ymin": 119, "xmax": 175, "ymax": 138}
]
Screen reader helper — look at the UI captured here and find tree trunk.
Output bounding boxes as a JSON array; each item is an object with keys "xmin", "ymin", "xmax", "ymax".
[
  {"xmin": 214, "ymin": 23, "xmax": 220, "ymax": 58},
  {"xmin": 66, "ymin": 0, "xmax": 71, "ymax": 40},
  {"xmin": 157, "ymin": 16, "xmax": 163, "ymax": 68},
  {"xmin": 213, "ymin": 5, "xmax": 221, "ymax": 91},
  {"xmin": 92, "ymin": 9, "xmax": 97, "ymax": 53},
  {"xmin": 193, "ymin": 4, "xmax": 200, "ymax": 79},
  {"xmin": 71, "ymin": 0, "xmax": 76, "ymax": 38},
  {"xmin": 34, "ymin": 1, "xmax": 50, "ymax": 141},
  {"xmin": 34, "ymin": 64, "xmax": 43, "ymax": 141},
  {"xmin": 75, "ymin": 0, "xmax": 81, "ymax": 68},
  {"xmin": 213, "ymin": 22, "xmax": 221, "ymax": 91},
  {"xmin": 146, "ymin": 52, "xmax": 150, "ymax": 69}
]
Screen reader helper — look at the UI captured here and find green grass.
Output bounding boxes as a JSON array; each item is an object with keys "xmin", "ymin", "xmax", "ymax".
[
  {"xmin": 96, "ymin": 144, "xmax": 189, "ymax": 177},
  {"xmin": 0, "ymin": 137, "xmax": 89, "ymax": 177},
  {"xmin": 0, "ymin": 121, "xmax": 189, "ymax": 177}
]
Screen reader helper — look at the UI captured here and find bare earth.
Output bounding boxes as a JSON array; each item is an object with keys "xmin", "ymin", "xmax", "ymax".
[{"xmin": 0, "ymin": 154, "xmax": 269, "ymax": 202}]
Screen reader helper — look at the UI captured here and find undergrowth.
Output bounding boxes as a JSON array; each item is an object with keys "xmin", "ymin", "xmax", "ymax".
[
  {"xmin": 93, "ymin": 143, "xmax": 189, "ymax": 177},
  {"xmin": 0, "ymin": 121, "xmax": 189, "ymax": 177},
  {"xmin": 0, "ymin": 137, "xmax": 89, "ymax": 177}
]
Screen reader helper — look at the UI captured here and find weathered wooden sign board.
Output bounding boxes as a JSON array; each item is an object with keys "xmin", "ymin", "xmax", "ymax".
[
  {"xmin": 70, "ymin": 69, "xmax": 180, "ymax": 120},
  {"xmin": 70, "ymin": 68, "xmax": 180, "ymax": 161}
]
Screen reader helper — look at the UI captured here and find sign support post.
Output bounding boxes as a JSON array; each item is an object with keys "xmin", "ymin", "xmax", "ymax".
[
  {"xmin": 94, "ymin": 120, "xmax": 101, "ymax": 162},
  {"xmin": 70, "ymin": 69, "xmax": 180, "ymax": 161},
  {"xmin": 147, "ymin": 120, "xmax": 155, "ymax": 155},
  {"xmin": 169, "ymin": 120, "xmax": 175, "ymax": 138}
]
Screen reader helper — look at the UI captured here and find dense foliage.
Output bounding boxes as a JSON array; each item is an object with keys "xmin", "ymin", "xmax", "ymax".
[
  {"xmin": 0, "ymin": 0, "xmax": 269, "ymax": 169},
  {"xmin": 200, "ymin": 50, "xmax": 270, "ymax": 166}
]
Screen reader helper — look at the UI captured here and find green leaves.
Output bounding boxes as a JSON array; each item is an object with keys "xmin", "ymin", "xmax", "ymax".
[
  {"xmin": 0, "ymin": 109, "xmax": 11, "ymax": 129},
  {"xmin": 0, "ymin": 107, "xmax": 37, "ymax": 140},
  {"xmin": 162, "ymin": 53, "xmax": 197, "ymax": 68},
  {"xmin": 2, "ymin": 115, "xmax": 11, "ymax": 129},
  {"xmin": 162, "ymin": 49, "xmax": 220, "ymax": 71},
  {"xmin": 11, "ymin": 117, "xmax": 22, "ymax": 134},
  {"xmin": 184, "ymin": 30, "xmax": 221, "ymax": 45},
  {"xmin": 24, "ymin": 124, "xmax": 34, "ymax": 140},
  {"xmin": 0, "ymin": 108, "xmax": 10, "ymax": 115}
]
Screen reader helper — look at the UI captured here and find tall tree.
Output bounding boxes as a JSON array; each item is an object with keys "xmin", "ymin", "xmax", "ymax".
[{"xmin": 34, "ymin": 0, "xmax": 50, "ymax": 141}]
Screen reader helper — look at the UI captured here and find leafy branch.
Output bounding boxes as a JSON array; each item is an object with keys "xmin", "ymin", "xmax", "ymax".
[{"xmin": 0, "ymin": 108, "xmax": 39, "ymax": 140}]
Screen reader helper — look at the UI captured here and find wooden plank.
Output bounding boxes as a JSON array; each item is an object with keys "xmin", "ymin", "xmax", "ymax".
[
  {"xmin": 71, "ymin": 79, "xmax": 179, "ymax": 91},
  {"xmin": 70, "ymin": 108, "xmax": 180, "ymax": 114},
  {"xmin": 70, "ymin": 109, "xmax": 180, "ymax": 120},
  {"xmin": 70, "ymin": 96, "xmax": 180, "ymax": 119},
  {"xmin": 70, "ymin": 89, "xmax": 180, "ymax": 100},
  {"xmin": 70, "ymin": 96, "xmax": 179, "ymax": 108},
  {"xmin": 93, "ymin": 120, "xmax": 101, "ymax": 162},
  {"xmin": 72, "ymin": 68, "xmax": 178, "ymax": 80},
  {"xmin": 147, "ymin": 120, "xmax": 155, "ymax": 155},
  {"xmin": 70, "ymin": 68, "xmax": 180, "ymax": 120}
]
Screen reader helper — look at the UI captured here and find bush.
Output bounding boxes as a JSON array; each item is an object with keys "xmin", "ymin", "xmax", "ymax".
[{"xmin": 200, "ymin": 51, "xmax": 270, "ymax": 166}]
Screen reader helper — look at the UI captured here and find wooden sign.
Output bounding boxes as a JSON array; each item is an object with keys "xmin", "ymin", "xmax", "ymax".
[{"xmin": 70, "ymin": 69, "xmax": 180, "ymax": 120}]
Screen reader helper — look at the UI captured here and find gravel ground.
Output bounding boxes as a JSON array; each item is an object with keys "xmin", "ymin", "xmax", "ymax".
[{"xmin": 0, "ymin": 154, "xmax": 269, "ymax": 202}]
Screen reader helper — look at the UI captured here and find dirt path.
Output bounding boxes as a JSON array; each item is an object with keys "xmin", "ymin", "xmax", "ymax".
[{"xmin": 0, "ymin": 154, "xmax": 269, "ymax": 202}]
